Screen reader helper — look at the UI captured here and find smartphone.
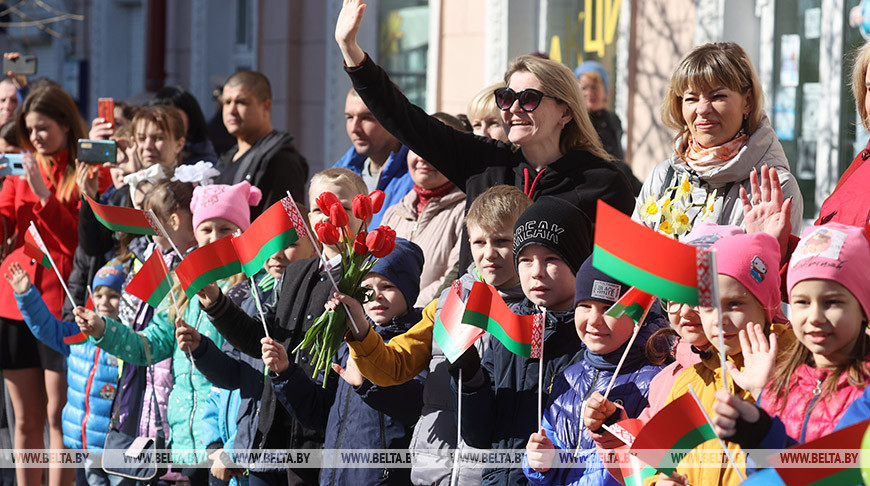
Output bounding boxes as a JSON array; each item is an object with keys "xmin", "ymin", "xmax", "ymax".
[
  {"xmin": 98, "ymin": 98, "xmax": 115, "ymax": 127},
  {"xmin": 2, "ymin": 55, "xmax": 37, "ymax": 76},
  {"xmin": 0, "ymin": 153, "xmax": 26, "ymax": 176},
  {"xmin": 77, "ymin": 139, "xmax": 116, "ymax": 164}
]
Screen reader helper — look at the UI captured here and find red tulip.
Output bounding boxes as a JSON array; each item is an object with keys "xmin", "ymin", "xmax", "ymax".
[
  {"xmin": 366, "ymin": 225, "xmax": 396, "ymax": 258},
  {"xmin": 315, "ymin": 191, "xmax": 341, "ymax": 214},
  {"xmin": 314, "ymin": 221, "xmax": 340, "ymax": 245},
  {"xmin": 368, "ymin": 190, "xmax": 386, "ymax": 214},
  {"xmin": 352, "ymin": 194, "xmax": 373, "ymax": 221},
  {"xmin": 329, "ymin": 203, "xmax": 349, "ymax": 228},
  {"xmin": 353, "ymin": 231, "xmax": 368, "ymax": 255}
]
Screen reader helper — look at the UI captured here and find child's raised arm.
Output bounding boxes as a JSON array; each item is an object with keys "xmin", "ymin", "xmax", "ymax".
[{"xmin": 4, "ymin": 262, "xmax": 31, "ymax": 294}]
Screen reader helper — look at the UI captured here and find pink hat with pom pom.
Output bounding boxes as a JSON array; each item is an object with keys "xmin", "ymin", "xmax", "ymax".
[{"xmin": 190, "ymin": 181, "xmax": 262, "ymax": 232}]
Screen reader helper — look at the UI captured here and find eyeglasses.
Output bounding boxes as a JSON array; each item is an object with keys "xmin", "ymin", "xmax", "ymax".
[
  {"xmin": 660, "ymin": 299, "xmax": 699, "ymax": 314},
  {"xmin": 494, "ymin": 87, "xmax": 560, "ymax": 112}
]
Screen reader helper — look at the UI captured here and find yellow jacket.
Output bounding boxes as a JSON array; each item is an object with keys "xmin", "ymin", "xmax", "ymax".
[{"xmin": 346, "ymin": 299, "xmax": 437, "ymax": 386}]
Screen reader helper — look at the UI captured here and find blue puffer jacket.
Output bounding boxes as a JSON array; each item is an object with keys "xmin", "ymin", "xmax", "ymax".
[
  {"xmin": 457, "ymin": 298, "xmax": 585, "ymax": 486},
  {"xmin": 15, "ymin": 286, "xmax": 119, "ymax": 451},
  {"xmin": 201, "ymin": 388, "xmax": 248, "ymax": 486},
  {"xmin": 332, "ymin": 145, "xmax": 413, "ymax": 227},
  {"xmin": 272, "ymin": 309, "xmax": 425, "ymax": 486},
  {"xmin": 522, "ymin": 317, "xmax": 668, "ymax": 486}
]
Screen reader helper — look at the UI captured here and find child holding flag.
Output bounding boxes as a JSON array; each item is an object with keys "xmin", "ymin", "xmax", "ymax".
[
  {"xmin": 6, "ymin": 259, "xmax": 126, "ymax": 486},
  {"xmin": 445, "ymin": 196, "xmax": 591, "ymax": 486},
  {"xmin": 712, "ymin": 223, "xmax": 870, "ymax": 448},
  {"xmin": 653, "ymin": 231, "xmax": 794, "ymax": 486},
  {"xmin": 261, "ymin": 237, "xmax": 426, "ymax": 485},
  {"xmin": 76, "ymin": 181, "xmax": 261, "ymax": 485},
  {"xmin": 341, "ymin": 184, "xmax": 531, "ymax": 484},
  {"xmin": 523, "ymin": 256, "xmax": 668, "ymax": 485}
]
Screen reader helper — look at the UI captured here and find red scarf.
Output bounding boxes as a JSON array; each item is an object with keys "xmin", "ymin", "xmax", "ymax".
[{"xmin": 413, "ymin": 181, "xmax": 455, "ymax": 216}]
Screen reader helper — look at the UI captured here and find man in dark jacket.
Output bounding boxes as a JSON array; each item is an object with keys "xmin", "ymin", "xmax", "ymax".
[{"xmin": 215, "ymin": 70, "xmax": 308, "ymax": 217}]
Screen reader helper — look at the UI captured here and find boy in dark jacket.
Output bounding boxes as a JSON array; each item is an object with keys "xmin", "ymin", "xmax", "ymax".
[
  {"xmin": 262, "ymin": 238, "xmax": 426, "ymax": 485},
  {"xmin": 447, "ymin": 196, "xmax": 593, "ymax": 486}
]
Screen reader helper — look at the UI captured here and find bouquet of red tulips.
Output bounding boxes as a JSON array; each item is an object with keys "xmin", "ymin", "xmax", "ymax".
[{"xmin": 294, "ymin": 189, "xmax": 397, "ymax": 384}]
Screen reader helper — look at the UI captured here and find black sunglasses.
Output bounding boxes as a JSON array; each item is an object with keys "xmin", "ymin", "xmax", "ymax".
[{"xmin": 494, "ymin": 87, "xmax": 560, "ymax": 112}]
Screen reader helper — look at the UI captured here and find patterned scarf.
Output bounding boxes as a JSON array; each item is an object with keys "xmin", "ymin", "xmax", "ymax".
[{"xmin": 682, "ymin": 131, "xmax": 748, "ymax": 174}]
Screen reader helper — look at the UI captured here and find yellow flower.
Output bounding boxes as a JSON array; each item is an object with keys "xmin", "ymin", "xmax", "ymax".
[
  {"xmin": 674, "ymin": 173, "xmax": 692, "ymax": 202},
  {"xmin": 639, "ymin": 194, "xmax": 661, "ymax": 224},
  {"xmin": 699, "ymin": 189, "xmax": 718, "ymax": 221},
  {"xmin": 658, "ymin": 220, "xmax": 675, "ymax": 236},
  {"xmin": 672, "ymin": 208, "xmax": 691, "ymax": 235}
]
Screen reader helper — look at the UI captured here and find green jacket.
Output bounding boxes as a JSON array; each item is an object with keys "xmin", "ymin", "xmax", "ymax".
[{"xmin": 94, "ymin": 282, "xmax": 230, "ymax": 462}]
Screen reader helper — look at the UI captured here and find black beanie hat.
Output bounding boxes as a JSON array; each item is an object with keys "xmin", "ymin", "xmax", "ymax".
[
  {"xmin": 574, "ymin": 254, "xmax": 629, "ymax": 308},
  {"xmin": 513, "ymin": 196, "xmax": 592, "ymax": 274}
]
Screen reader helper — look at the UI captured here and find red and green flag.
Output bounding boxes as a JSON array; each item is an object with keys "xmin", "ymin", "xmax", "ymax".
[
  {"xmin": 593, "ymin": 201, "xmax": 716, "ymax": 306},
  {"xmin": 232, "ymin": 197, "xmax": 307, "ymax": 278},
  {"xmin": 605, "ymin": 286, "xmax": 656, "ymax": 323},
  {"xmin": 462, "ymin": 281, "xmax": 543, "ymax": 358},
  {"xmin": 84, "ymin": 194, "xmax": 158, "ymax": 236},
  {"xmin": 604, "ymin": 419, "xmax": 657, "ymax": 486},
  {"xmin": 767, "ymin": 419, "xmax": 870, "ymax": 486},
  {"xmin": 175, "ymin": 235, "xmax": 241, "ymax": 299},
  {"xmin": 125, "ymin": 251, "xmax": 173, "ymax": 308},
  {"xmin": 63, "ymin": 292, "xmax": 93, "ymax": 346},
  {"xmin": 432, "ymin": 280, "xmax": 484, "ymax": 363},
  {"xmin": 24, "ymin": 227, "xmax": 51, "ymax": 269},
  {"xmin": 630, "ymin": 392, "xmax": 717, "ymax": 476}
]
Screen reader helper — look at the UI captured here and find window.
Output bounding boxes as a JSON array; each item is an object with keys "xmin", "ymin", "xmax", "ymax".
[{"xmin": 377, "ymin": 0, "xmax": 429, "ymax": 107}]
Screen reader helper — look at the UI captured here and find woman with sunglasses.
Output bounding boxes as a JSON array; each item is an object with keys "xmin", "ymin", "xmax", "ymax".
[
  {"xmin": 634, "ymin": 42, "xmax": 802, "ymax": 237},
  {"xmin": 335, "ymin": 0, "xmax": 635, "ymax": 271}
]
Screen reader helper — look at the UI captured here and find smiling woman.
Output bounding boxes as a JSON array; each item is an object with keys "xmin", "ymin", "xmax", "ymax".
[{"xmin": 633, "ymin": 42, "xmax": 803, "ymax": 238}]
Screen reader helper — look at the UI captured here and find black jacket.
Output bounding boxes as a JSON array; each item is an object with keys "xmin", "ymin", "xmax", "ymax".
[
  {"xmin": 215, "ymin": 130, "xmax": 308, "ymax": 218},
  {"xmin": 456, "ymin": 299, "xmax": 584, "ymax": 486},
  {"xmin": 202, "ymin": 256, "xmax": 337, "ymax": 485},
  {"xmin": 346, "ymin": 55, "xmax": 636, "ymax": 270}
]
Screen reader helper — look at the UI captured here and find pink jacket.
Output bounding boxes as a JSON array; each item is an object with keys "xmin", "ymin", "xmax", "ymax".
[
  {"xmin": 638, "ymin": 340, "xmax": 701, "ymax": 423},
  {"xmin": 760, "ymin": 358, "xmax": 870, "ymax": 443}
]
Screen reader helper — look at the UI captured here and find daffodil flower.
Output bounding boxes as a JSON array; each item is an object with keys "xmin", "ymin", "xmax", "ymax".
[
  {"xmin": 639, "ymin": 194, "xmax": 661, "ymax": 224},
  {"xmin": 672, "ymin": 209, "xmax": 691, "ymax": 235},
  {"xmin": 699, "ymin": 189, "xmax": 718, "ymax": 221},
  {"xmin": 674, "ymin": 173, "xmax": 692, "ymax": 202},
  {"xmin": 658, "ymin": 220, "xmax": 675, "ymax": 236}
]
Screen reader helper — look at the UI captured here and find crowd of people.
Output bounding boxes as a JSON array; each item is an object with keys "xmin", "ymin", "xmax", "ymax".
[{"xmin": 1, "ymin": 1, "xmax": 870, "ymax": 485}]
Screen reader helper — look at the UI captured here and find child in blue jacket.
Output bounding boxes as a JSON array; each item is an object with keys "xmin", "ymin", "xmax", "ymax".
[{"xmin": 7, "ymin": 259, "xmax": 127, "ymax": 486}]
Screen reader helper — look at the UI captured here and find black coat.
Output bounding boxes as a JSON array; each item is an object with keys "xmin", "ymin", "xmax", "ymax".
[{"xmin": 346, "ymin": 55, "xmax": 636, "ymax": 270}]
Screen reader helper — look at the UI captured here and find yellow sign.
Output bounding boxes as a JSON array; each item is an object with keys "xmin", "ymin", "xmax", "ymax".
[{"xmin": 549, "ymin": 0, "xmax": 622, "ymax": 64}]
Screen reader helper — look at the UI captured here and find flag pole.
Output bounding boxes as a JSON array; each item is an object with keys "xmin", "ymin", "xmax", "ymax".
[
  {"xmin": 285, "ymin": 191, "xmax": 362, "ymax": 336},
  {"xmin": 86, "ymin": 285, "xmax": 94, "ymax": 308},
  {"xmin": 687, "ymin": 384, "xmax": 745, "ymax": 480},
  {"xmin": 450, "ymin": 368, "xmax": 462, "ymax": 486},
  {"xmin": 147, "ymin": 209, "xmax": 185, "ymax": 258},
  {"xmin": 709, "ymin": 249, "xmax": 728, "ymax": 392},
  {"xmin": 602, "ymin": 304, "xmax": 652, "ymax": 401},
  {"xmin": 27, "ymin": 222, "xmax": 77, "ymax": 310},
  {"xmin": 250, "ymin": 275, "xmax": 270, "ymax": 338},
  {"xmin": 538, "ymin": 307, "xmax": 547, "ymax": 431}
]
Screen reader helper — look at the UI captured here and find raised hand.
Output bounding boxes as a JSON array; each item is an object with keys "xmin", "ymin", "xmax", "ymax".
[
  {"xmin": 4, "ymin": 262, "xmax": 31, "ymax": 294},
  {"xmin": 326, "ymin": 291, "xmax": 370, "ymax": 341},
  {"xmin": 74, "ymin": 306, "xmax": 106, "ymax": 338},
  {"xmin": 175, "ymin": 317, "xmax": 202, "ymax": 353},
  {"xmin": 725, "ymin": 322, "xmax": 777, "ymax": 399},
  {"xmin": 712, "ymin": 389, "xmax": 761, "ymax": 440},
  {"xmin": 740, "ymin": 165, "xmax": 792, "ymax": 261},
  {"xmin": 335, "ymin": 0, "xmax": 367, "ymax": 66},
  {"xmin": 332, "ymin": 355, "xmax": 364, "ymax": 387},
  {"xmin": 75, "ymin": 161, "xmax": 99, "ymax": 199},
  {"xmin": 22, "ymin": 152, "xmax": 50, "ymax": 204},
  {"xmin": 526, "ymin": 428, "xmax": 555, "ymax": 473},
  {"xmin": 262, "ymin": 336, "xmax": 289, "ymax": 374},
  {"xmin": 196, "ymin": 282, "xmax": 220, "ymax": 308},
  {"xmin": 89, "ymin": 116, "xmax": 114, "ymax": 139}
]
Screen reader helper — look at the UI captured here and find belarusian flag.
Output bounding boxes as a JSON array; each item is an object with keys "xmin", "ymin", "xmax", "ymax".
[
  {"xmin": 24, "ymin": 228, "xmax": 51, "ymax": 269},
  {"xmin": 768, "ymin": 419, "xmax": 870, "ymax": 486},
  {"xmin": 593, "ymin": 201, "xmax": 716, "ymax": 306},
  {"xmin": 125, "ymin": 251, "xmax": 173, "ymax": 308},
  {"xmin": 232, "ymin": 197, "xmax": 307, "ymax": 278},
  {"xmin": 629, "ymin": 392, "xmax": 717, "ymax": 476},
  {"xmin": 175, "ymin": 235, "xmax": 241, "ymax": 299},
  {"xmin": 462, "ymin": 281, "xmax": 543, "ymax": 358},
  {"xmin": 601, "ymin": 419, "xmax": 657, "ymax": 486},
  {"xmin": 432, "ymin": 280, "xmax": 483, "ymax": 363},
  {"xmin": 84, "ymin": 194, "xmax": 158, "ymax": 236},
  {"xmin": 63, "ymin": 293, "xmax": 93, "ymax": 345},
  {"xmin": 605, "ymin": 286, "xmax": 656, "ymax": 322}
]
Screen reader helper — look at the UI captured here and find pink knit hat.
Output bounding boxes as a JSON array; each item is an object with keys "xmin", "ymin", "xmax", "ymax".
[
  {"xmin": 190, "ymin": 181, "xmax": 263, "ymax": 232},
  {"xmin": 788, "ymin": 223, "xmax": 870, "ymax": 320},
  {"xmin": 710, "ymin": 232, "xmax": 782, "ymax": 323}
]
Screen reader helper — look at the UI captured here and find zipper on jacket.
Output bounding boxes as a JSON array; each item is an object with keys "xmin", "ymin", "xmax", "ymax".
[
  {"xmin": 330, "ymin": 383, "xmax": 354, "ymax": 483},
  {"xmin": 81, "ymin": 348, "xmax": 101, "ymax": 451},
  {"xmin": 378, "ymin": 412, "xmax": 389, "ymax": 479},
  {"xmin": 570, "ymin": 370, "xmax": 602, "ymax": 462},
  {"xmin": 799, "ymin": 379, "xmax": 823, "ymax": 443}
]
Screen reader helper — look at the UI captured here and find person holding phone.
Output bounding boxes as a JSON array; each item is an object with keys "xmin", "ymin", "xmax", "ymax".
[{"xmin": 0, "ymin": 84, "xmax": 85, "ymax": 486}]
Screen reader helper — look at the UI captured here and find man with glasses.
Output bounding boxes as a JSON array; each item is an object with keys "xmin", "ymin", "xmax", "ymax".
[
  {"xmin": 332, "ymin": 88, "xmax": 412, "ymax": 227},
  {"xmin": 214, "ymin": 70, "xmax": 309, "ymax": 217}
]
